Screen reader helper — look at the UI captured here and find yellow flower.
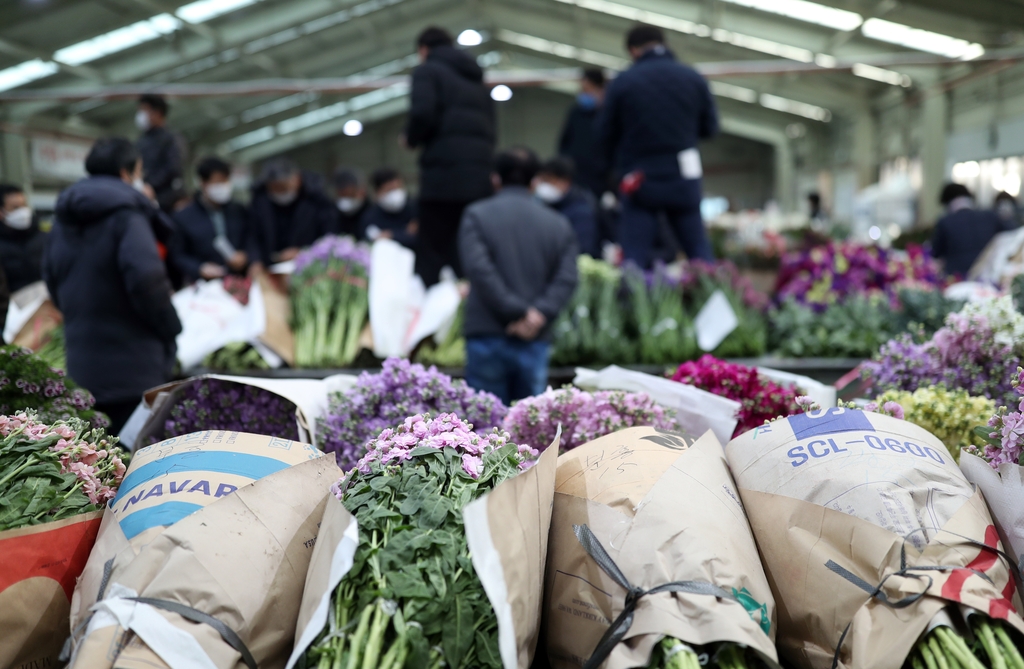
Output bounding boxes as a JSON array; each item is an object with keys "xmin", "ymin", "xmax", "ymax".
[{"xmin": 875, "ymin": 387, "xmax": 995, "ymax": 462}]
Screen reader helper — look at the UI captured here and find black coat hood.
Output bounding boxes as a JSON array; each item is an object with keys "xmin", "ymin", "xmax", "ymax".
[
  {"xmin": 429, "ymin": 45, "xmax": 483, "ymax": 82},
  {"xmin": 56, "ymin": 175, "xmax": 174, "ymax": 243}
]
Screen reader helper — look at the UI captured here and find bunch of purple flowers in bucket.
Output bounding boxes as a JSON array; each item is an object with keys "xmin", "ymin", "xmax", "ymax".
[
  {"xmin": 149, "ymin": 378, "xmax": 300, "ymax": 443},
  {"xmin": 318, "ymin": 358, "xmax": 507, "ymax": 468},
  {"xmin": 291, "ymin": 235, "xmax": 372, "ymax": 367},
  {"xmin": 775, "ymin": 242, "xmax": 940, "ymax": 310}
]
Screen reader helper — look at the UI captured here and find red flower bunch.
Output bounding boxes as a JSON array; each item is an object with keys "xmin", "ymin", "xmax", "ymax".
[{"xmin": 671, "ymin": 355, "xmax": 801, "ymax": 437}]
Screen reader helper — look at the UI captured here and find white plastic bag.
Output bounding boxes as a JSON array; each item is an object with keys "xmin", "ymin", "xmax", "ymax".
[
  {"xmin": 573, "ymin": 365, "xmax": 740, "ymax": 444},
  {"xmin": 960, "ymin": 453, "xmax": 1024, "ymax": 570},
  {"xmin": 172, "ymin": 280, "xmax": 265, "ymax": 370},
  {"xmin": 368, "ymin": 239, "xmax": 420, "ymax": 358}
]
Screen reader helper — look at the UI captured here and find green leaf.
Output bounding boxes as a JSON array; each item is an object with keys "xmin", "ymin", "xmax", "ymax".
[{"xmin": 442, "ymin": 594, "xmax": 474, "ymax": 668}]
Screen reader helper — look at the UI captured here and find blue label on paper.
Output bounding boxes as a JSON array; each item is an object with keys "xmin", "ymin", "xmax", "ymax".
[{"xmin": 787, "ymin": 407, "xmax": 874, "ymax": 440}]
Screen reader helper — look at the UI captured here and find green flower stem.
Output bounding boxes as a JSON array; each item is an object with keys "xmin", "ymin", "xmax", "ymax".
[
  {"xmin": 360, "ymin": 601, "xmax": 387, "ymax": 669},
  {"xmin": 994, "ymin": 625, "xmax": 1024, "ymax": 669},
  {"xmin": 978, "ymin": 621, "xmax": 1008, "ymax": 669},
  {"xmin": 344, "ymin": 603, "xmax": 374, "ymax": 669},
  {"xmin": 936, "ymin": 627, "xmax": 985, "ymax": 669},
  {"xmin": 0, "ymin": 454, "xmax": 37, "ymax": 488}
]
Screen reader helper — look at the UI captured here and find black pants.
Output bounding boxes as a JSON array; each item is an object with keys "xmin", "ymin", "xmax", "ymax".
[
  {"xmin": 95, "ymin": 399, "xmax": 141, "ymax": 436},
  {"xmin": 415, "ymin": 200, "xmax": 470, "ymax": 287}
]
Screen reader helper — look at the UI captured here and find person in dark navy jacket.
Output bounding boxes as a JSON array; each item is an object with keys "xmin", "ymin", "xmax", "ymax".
[
  {"xmin": 598, "ymin": 24, "xmax": 718, "ymax": 268},
  {"xmin": 249, "ymin": 158, "xmax": 337, "ymax": 264},
  {"xmin": 931, "ymin": 183, "xmax": 1013, "ymax": 278},
  {"xmin": 170, "ymin": 157, "xmax": 254, "ymax": 283},
  {"xmin": 43, "ymin": 137, "xmax": 182, "ymax": 432},
  {"xmin": 358, "ymin": 168, "xmax": 418, "ymax": 249},
  {"xmin": 533, "ymin": 157, "xmax": 600, "ymax": 258}
]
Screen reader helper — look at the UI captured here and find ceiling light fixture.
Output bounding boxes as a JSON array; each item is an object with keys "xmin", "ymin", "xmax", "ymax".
[
  {"xmin": 53, "ymin": 13, "xmax": 181, "ymax": 65},
  {"xmin": 0, "ymin": 59, "xmax": 59, "ymax": 92},
  {"xmin": 457, "ymin": 29, "xmax": 483, "ymax": 46},
  {"xmin": 490, "ymin": 84, "xmax": 513, "ymax": 101}
]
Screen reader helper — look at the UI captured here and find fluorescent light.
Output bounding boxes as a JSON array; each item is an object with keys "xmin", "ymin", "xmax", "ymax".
[
  {"xmin": 177, "ymin": 0, "xmax": 260, "ymax": 24},
  {"xmin": 497, "ymin": 30, "xmax": 629, "ymax": 69},
  {"xmin": 720, "ymin": 0, "xmax": 862, "ymax": 32},
  {"xmin": 759, "ymin": 93, "xmax": 831, "ymax": 121},
  {"xmin": 342, "ymin": 119, "xmax": 363, "ymax": 136},
  {"xmin": 228, "ymin": 126, "xmax": 275, "ymax": 151},
  {"xmin": 490, "ymin": 84, "xmax": 513, "ymax": 101},
  {"xmin": 553, "ymin": 0, "xmax": 813, "ymax": 62},
  {"xmin": 457, "ymin": 29, "xmax": 483, "ymax": 46},
  {"xmin": 814, "ymin": 54, "xmax": 837, "ymax": 68},
  {"xmin": 276, "ymin": 83, "xmax": 407, "ymax": 135},
  {"xmin": 54, "ymin": 14, "xmax": 181, "ymax": 65},
  {"xmin": 0, "ymin": 59, "xmax": 59, "ymax": 92},
  {"xmin": 709, "ymin": 81, "xmax": 758, "ymax": 103},
  {"xmin": 852, "ymin": 63, "xmax": 911, "ymax": 87},
  {"xmin": 861, "ymin": 18, "xmax": 984, "ymax": 59},
  {"xmin": 711, "ymin": 28, "xmax": 814, "ymax": 62}
]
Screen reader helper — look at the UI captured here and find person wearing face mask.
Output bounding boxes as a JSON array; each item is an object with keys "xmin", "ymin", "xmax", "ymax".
[
  {"xmin": 43, "ymin": 137, "xmax": 182, "ymax": 433},
  {"xmin": 532, "ymin": 158, "xmax": 600, "ymax": 258},
  {"xmin": 931, "ymin": 183, "xmax": 1014, "ymax": 278},
  {"xmin": 169, "ymin": 157, "xmax": 255, "ymax": 283},
  {"xmin": 333, "ymin": 167, "xmax": 370, "ymax": 237},
  {"xmin": 358, "ymin": 168, "xmax": 418, "ymax": 249},
  {"xmin": 993, "ymin": 191, "xmax": 1021, "ymax": 229},
  {"xmin": 557, "ymin": 68, "xmax": 612, "ymax": 200},
  {"xmin": 249, "ymin": 158, "xmax": 337, "ymax": 265},
  {"xmin": 0, "ymin": 184, "xmax": 46, "ymax": 293},
  {"xmin": 135, "ymin": 94, "xmax": 186, "ymax": 214}
]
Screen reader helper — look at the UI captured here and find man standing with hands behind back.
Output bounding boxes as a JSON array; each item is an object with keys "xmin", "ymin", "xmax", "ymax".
[
  {"xmin": 459, "ymin": 148, "xmax": 578, "ymax": 405},
  {"xmin": 404, "ymin": 26, "xmax": 495, "ymax": 286},
  {"xmin": 598, "ymin": 24, "xmax": 718, "ymax": 268}
]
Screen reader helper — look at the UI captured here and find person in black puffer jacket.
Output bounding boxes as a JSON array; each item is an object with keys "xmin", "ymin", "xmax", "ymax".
[
  {"xmin": 44, "ymin": 137, "xmax": 182, "ymax": 433},
  {"xmin": 404, "ymin": 26, "xmax": 495, "ymax": 286},
  {"xmin": 0, "ymin": 183, "xmax": 46, "ymax": 293}
]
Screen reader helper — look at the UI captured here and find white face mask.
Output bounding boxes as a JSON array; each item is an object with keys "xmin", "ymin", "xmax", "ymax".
[
  {"xmin": 337, "ymin": 197, "xmax": 364, "ymax": 214},
  {"xmin": 205, "ymin": 182, "xmax": 234, "ymax": 205},
  {"xmin": 378, "ymin": 188, "xmax": 407, "ymax": 213},
  {"xmin": 269, "ymin": 190, "xmax": 298, "ymax": 206},
  {"xmin": 132, "ymin": 177, "xmax": 147, "ymax": 194},
  {"xmin": 3, "ymin": 206, "xmax": 32, "ymax": 230},
  {"xmin": 135, "ymin": 109, "xmax": 151, "ymax": 131},
  {"xmin": 534, "ymin": 181, "xmax": 565, "ymax": 204}
]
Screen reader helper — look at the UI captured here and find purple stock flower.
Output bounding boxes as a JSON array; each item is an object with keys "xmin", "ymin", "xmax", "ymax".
[
  {"xmin": 502, "ymin": 386, "xmax": 675, "ymax": 453},
  {"xmin": 152, "ymin": 379, "xmax": 300, "ymax": 443},
  {"xmin": 292, "ymin": 235, "xmax": 371, "ymax": 277},
  {"xmin": 318, "ymin": 358, "xmax": 507, "ymax": 468}
]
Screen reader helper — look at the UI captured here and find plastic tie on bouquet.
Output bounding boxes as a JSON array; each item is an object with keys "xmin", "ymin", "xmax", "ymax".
[
  {"xmin": 572, "ymin": 523, "xmax": 739, "ymax": 669},
  {"xmin": 825, "ymin": 526, "xmax": 1024, "ymax": 669}
]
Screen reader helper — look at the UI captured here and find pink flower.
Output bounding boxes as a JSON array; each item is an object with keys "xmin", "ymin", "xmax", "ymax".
[{"xmin": 461, "ymin": 453, "xmax": 483, "ymax": 478}]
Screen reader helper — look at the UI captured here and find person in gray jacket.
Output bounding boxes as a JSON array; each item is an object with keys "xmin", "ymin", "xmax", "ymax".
[{"xmin": 458, "ymin": 147, "xmax": 578, "ymax": 404}]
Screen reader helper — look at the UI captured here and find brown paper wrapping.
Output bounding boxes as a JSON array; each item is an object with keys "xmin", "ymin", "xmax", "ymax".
[
  {"xmin": 545, "ymin": 427, "xmax": 779, "ymax": 669},
  {"xmin": 288, "ymin": 437, "xmax": 559, "ymax": 669},
  {"xmin": 67, "ymin": 446, "xmax": 341, "ymax": 669},
  {"xmin": 0, "ymin": 511, "xmax": 102, "ymax": 669},
  {"xmin": 740, "ymin": 489, "xmax": 1024, "ymax": 669},
  {"xmin": 255, "ymin": 270, "xmax": 295, "ymax": 366},
  {"xmin": 726, "ymin": 409, "xmax": 1024, "ymax": 669}
]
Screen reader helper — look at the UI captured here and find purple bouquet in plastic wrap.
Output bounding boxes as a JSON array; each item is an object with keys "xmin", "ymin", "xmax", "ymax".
[
  {"xmin": 291, "ymin": 235, "xmax": 371, "ymax": 367},
  {"xmin": 318, "ymin": 358, "xmax": 507, "ymax": 468},
  {"xmin": 150, "ymin": 378, "xmax": 300, "ymax": 443},
  {"xmin": 502, "ymin": 386, "xmax": 675, "ymax": 453}
]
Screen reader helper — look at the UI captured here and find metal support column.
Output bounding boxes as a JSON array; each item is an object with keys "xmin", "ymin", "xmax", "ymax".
[{"xmin": 920, "ymin": 89, "xmax": 948, "ymax": 225}]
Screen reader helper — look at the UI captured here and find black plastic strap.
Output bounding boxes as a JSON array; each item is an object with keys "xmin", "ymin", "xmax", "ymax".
[
  {"xmin": 573, "ymin": 524, "xmax": 737, "ymax": 669},
  {"xmin": 128, "ymin": 597, "xmax": 258, "ymax": 669}
]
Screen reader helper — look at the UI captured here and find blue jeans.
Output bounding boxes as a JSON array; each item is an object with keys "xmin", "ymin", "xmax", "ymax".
[
  {"xmin": 465, "ymin": 336, "xmax": 549, "ymax": 405},
  {"xmin": 620, "ymin": 196, "xmax": 714, "ymax": 268}
]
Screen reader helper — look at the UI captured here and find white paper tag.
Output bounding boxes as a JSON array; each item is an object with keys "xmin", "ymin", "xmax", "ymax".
[
  {"xmin": 694, "ymin": 289, "xmax": 738, "ymax": 352},
  {"xmin": 678, "ymin": 148, "xmax": 703, "ymax": 180},
  {"xmin": 213, "ymin": 235, "xmax": 236, "ymax": 260}
]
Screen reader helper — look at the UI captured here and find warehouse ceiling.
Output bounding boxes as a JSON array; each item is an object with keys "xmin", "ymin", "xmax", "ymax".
[{"xmin": 1, "ymin": 0, "xmax": 1022, "ymax": 161}]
